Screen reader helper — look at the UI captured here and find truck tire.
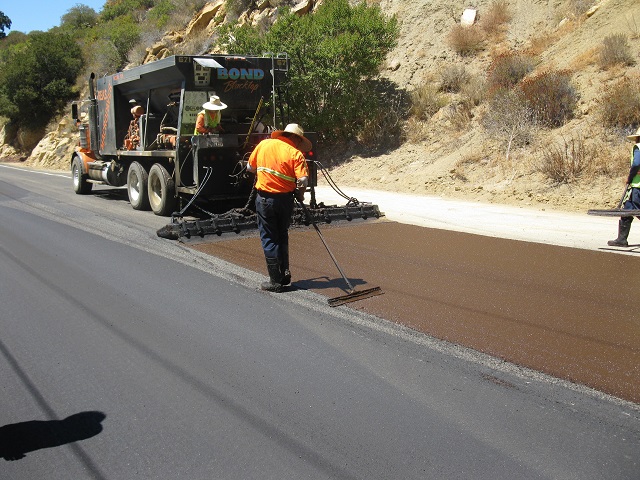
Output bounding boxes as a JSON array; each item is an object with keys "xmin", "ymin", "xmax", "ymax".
[
  {"xmin": 148, "ymin": 163, "xmax": 177, "ymax": 216},
  {"xmin": 127, "ymin": 161, "xmax": 150, "ymax": 210},
  {"xmin": 72, "ymin": 156, "xmax": 92, "ymax": 194}
]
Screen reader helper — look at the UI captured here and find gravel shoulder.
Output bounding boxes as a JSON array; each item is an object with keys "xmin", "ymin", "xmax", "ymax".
[{"xmin": 314, "ymin": 184, "xmax": 637, "ymax": 254}]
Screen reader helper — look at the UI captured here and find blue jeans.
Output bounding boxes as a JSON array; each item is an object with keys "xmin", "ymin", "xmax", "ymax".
[
  {"xmin": 621, "ymin": 187, "xmax": 640, "ymax": 226},
  {"xmin": 256, "ymin": 191, "xmax": 294, "ymax": 261}
]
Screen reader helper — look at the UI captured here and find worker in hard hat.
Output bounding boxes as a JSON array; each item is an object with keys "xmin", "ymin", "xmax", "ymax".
[
  {"xmin": 608, "ymin": 127, "xmax": 640, "ymax": 247},
  {"xmin": 194, "ymin": 95, "xmax": 227, "ymax": 134},
  {"xmin": 247, "ymin": 124, "xmax": 311, "ymax": 292}
]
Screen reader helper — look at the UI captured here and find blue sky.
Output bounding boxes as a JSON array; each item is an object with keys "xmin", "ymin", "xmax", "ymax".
[{"xmin": 2, "ymin": 0, "xmax": 106, "ymax": 34}]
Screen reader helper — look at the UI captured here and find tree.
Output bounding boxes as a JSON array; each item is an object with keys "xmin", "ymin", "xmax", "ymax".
[
  {"xmin": 104, "ymin": 16, "xmax": 140, "ymax": 64},
  {"xmin": 0, "ymin": 11, "xmax": 11, "ymax": 39},
  {"xmin": 100, "ymin": 0, "xmax": 155, "ymax": 22},
  {"xmin": 61, "ymin": 4, "xmax": 99, "ymax": 31},
  {"xmin": 0, "ymin": 32, "xmax": 83, "ymax": 128},
  {"xmin": 88, "ymin": 15, "xmax": 141, "ymax": 69},
  {"xmin": 148, "ymin": 0, "xmax": 175, "ymax": 29},
  {"xmin": 218, "ymin": 0, "xmax": 399, "ymax": 142}
]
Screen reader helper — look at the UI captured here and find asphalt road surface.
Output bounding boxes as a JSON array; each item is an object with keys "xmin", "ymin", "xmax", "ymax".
[
  {"xmin": 1, "ymin": 163, "xmax": 638, "ymax": 479},
  {"xmin": 193, "ymin": 222, "xmax": 640, "ymax": 403}
]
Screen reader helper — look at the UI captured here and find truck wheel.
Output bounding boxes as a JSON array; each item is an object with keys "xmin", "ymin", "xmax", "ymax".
[
  {"xmin": 148, "ymin": 163, "xmax": 177, "ymax": 216},
  {"xmin": 127, "ymin": 162, "xmax": 150, "ymax": 210},
  {"xmin": 72, "ymin": 156, "xmax": 92, "ymax": 194}
]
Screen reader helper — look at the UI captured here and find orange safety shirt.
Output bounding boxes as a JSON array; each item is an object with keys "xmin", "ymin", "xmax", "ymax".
[{"xmin": 248, "ymin": 137, "xmax": 309, "ymax": 194}]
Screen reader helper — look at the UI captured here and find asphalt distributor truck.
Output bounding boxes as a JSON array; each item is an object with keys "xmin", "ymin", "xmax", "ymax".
[{"xmin": 71, "ymin": 54, "xmax": 381, "ymax": 239}]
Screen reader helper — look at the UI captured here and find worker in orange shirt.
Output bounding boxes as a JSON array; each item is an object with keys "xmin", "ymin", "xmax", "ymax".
[
  {"xmin": 247, "ymin": 124, "xmax": 311, "ymax": 292},
  {"xmin": 194, "ymin": 95, "xmax": 227, "ymax": 135}
]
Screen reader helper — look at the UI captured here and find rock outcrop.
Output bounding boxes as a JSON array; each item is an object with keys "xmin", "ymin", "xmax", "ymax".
[
  {"xmin": 25, "ymin": 118, "xmax": 76, "ymax": 169},
  {"xmin": 184, "ymin": 0, "xmax": 226, "ymax": 37}
]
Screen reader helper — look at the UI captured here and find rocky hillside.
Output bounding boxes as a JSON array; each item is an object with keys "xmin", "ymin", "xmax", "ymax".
[{"xmin": 15, "ymin": 0, "xmax": 640, "ymax": 213}]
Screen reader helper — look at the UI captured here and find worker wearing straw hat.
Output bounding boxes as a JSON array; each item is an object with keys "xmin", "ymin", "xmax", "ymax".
[
  {"xmin": 247, "ymin": 124, "xmax": 311, "ymax": 292},
  {"xmin": 608, "ymin": 127, "xmax": 640, "ymax": 247},
  {"xmin": 194, "ymin": 95, "xmax": 227, "ymax": 135}
]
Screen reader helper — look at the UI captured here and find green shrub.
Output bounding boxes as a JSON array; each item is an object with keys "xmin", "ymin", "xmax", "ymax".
[
  {"xmin": 100, "ymin": 0, "xmax": 155, "ymax": 22},
  {"xmin": 217, "ymin": 0, "xmax": 399, "ymax": 143},
  {"xmin": 356, "ymin": 81, "xmax": 405, "ymax": 150},
  {"xmin": 148, "ymin": 0, "xmax": 176, "ymax": 29},
  {"xmin": 60, "ymin": 5, "xmax": 99, "ymax": 31},
  {"xmin": 596, "ymin": 75, "xmax": 640, "ymax": 130},
  {"xmin": 92, "ymin": 16, "xmax": 141, "ymax": 67},
  {"xmin": 487, "ymin": 52, "xmax": 534, "ymax": 92},
  {"xmin": 0, "ymin": 31, "xmax": 83, "ymax": 128},
  {"xmin": 0, "ymin": 30, "xmax": 27, "ymax": 51},
  {"xmin": 520, "ymin": 70, "xmax": 577, "ymax": 127},
  {"xmin": 599, "ymin": 33, "xmax": 634, "ymax": 69},
  {"xmin": 83, "ymin": 38, "xmax": 124, "ymax": 78}
]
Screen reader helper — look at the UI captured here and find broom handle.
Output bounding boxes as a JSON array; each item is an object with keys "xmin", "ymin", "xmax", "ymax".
[{"xmin": 296, "ymin": 199, "xmax": 355, "ymax": 293}]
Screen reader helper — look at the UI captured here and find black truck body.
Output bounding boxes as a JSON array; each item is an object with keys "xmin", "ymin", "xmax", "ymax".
[{"xmin": 70, "ymin": 53, "xmax": 318, "ymax": 216}]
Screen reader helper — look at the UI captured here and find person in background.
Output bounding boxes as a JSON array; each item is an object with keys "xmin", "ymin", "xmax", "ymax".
[
  {"xmin": 608, "ymin": 127, "xmax": 640, "ymax": 247},
  {"xmin": 247, "ymin": 124, "xmax": 311, "ymax": 292},
  {"xmin": 194, "ymin": 95, "xmax": 227, "ymax": 135}
]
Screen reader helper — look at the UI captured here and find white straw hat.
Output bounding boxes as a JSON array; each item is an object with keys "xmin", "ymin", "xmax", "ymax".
[
  {"xmin": 271, "ymin": 123, "xmax": 312, "ymax": 151},
  {"xmin": 626, "ymin": 127, "xmax": 640, "ymax": 142},
  {"xmin": 202, "ymin": 95, "xmax": 227, "ymax": 110}
]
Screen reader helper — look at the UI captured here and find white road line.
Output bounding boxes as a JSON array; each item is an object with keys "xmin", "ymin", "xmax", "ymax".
[{"xmin": 0, "ymin": 164, "xmax": 70, "ymax": 178}]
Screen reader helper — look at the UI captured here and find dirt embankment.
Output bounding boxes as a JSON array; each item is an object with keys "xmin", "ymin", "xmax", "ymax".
[{"xmin": 327, "ymin": 0, "xmax": 640, "ymax": 214}]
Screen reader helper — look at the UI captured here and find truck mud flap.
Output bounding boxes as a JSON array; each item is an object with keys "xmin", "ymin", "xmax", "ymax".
[{"xmin": 156, "ymin": 203, "xmax": 383, "ymax": 241}]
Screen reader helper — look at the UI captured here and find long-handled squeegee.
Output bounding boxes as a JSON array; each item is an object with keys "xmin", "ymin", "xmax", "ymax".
[
  {"xmin": 296, "ymin": 199, "xmax": 383, "ymax": 307},
  {"xmin": 588, "ymin": 183, "xmax": 640, "ymax": 217}
]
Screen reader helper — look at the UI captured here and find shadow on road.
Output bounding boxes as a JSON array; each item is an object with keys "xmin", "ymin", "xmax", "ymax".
[
  {"xmin": 293, "ymin": 275, "xmax": 368, "ymax": 292},
  {"xmin": 0, "ymin": 411, "xmax": 106, "ymax": 461}
]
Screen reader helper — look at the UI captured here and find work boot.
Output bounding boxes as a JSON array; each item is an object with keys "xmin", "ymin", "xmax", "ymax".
[
  {"xmin": 280, "ymin": 243, "xmax": 291, "ymax": 286},
  {"xmin": 261, "ymin": 257, "xmax": 284, "ymax": 292},
  {"xmin": 607, "ymin": 218, "xmax": 632, "ymax": 247}
]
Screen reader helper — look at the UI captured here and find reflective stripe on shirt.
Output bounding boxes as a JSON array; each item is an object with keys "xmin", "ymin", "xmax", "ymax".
[
  {"xmin": 256, "ymin": 166, "xmax": 296, "ymax": 183},
  {"xmin": 248, "ymin": 137, "xmax": 309, "ymax": 193}
]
